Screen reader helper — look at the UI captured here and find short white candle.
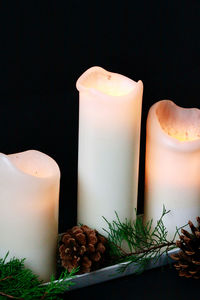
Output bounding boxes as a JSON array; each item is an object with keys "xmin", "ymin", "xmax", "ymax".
[
  {"xmin": 76, "ymin": 66, "xmax": 143, "ymax": 234},
  {"xmin": 144, "ymin": 100, "xmax": 200, "ymax": 240},
  {"xmin": 0, "ymin": 150, "xmax": 60, "ymax": 282}
]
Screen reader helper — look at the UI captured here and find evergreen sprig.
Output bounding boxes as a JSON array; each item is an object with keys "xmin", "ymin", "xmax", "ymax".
[
  {"xmin": 0, "ymin": 207, "xmax": 188, "ymax": 298},
  {"xmin": 0, "ymin": 253, "xmax": 78, "ymax": 299},
  {"xmin": 103, "ymin": 206, "xmax": 187, "ymax": 273}
]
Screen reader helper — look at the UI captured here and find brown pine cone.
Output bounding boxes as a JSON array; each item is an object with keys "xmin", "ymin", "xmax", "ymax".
[
  {"xmin": 59, "ymin": 225, "xmax": 108, "ymax": 274},
  {"xmin": 170, "ymin": 217, "xmax": 200, "ymax": 279}
]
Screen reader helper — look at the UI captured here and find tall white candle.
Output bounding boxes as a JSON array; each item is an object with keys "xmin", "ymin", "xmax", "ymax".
[
  {"xmin": 144, "ymin": 100, "xmax": 200, "ymax": 240},
  {"xmin": 0, "ymin": 150, "xmax": 60, "ymax": 282},
  {"xmin": 76, "ymin": 66, "xmax": 143, "ymax": 234}
]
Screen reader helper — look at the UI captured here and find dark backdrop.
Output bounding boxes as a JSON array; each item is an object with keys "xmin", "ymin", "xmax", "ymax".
[{"xmin": 0, "ymin": 0, "xmax": 199, "ymax": 233}]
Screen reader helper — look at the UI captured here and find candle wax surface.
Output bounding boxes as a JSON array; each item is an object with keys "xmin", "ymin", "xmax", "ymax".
[
  {"xmin": 77, "ymin": 66, "xmax": 143, "ymax": 237},
  {"xmin": 0, "ymin": 150, "xmax": 60, "ymax": 282},
  {"xmin": 144, "ymin": 100, "xmax": 200, "ymax": 241}
]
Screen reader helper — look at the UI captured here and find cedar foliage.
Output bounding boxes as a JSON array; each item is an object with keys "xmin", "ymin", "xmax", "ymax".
[
  {"xmin": 103, "ymin": 206, "xmax": 186, "ymax": 273},
  {"xmin": 0, "ymin": 253, "xmax": 77, "ymax": 299}
]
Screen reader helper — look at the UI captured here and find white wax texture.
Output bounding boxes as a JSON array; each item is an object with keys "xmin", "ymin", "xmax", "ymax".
[
  {"xmin": 144, "ymin": 100, "xmax": 200, "ymax": 240},
  {"xmin": 77, "ymin": 66, "xmax": 143, "ymax": 234},
  {"xmin": 0, "ymin": 150, "xmax": 60, "ymax": 282}
]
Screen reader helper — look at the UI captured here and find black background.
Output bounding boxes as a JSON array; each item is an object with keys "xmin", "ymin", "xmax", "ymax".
[{"xmin": 0, "ymin": 1, "xmax": 199, "ymax": 298}]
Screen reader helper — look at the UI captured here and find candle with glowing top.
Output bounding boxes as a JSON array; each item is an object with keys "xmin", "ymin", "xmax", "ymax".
[
  {"xmin": 76, "ymin": 66, "xmax": 143, "ymax": 234},
  {"xmin": 144, "ymin": 100, "xmax": 200, "ymax": 240},
  {"xmin": 0, "ymin": 150, "xmax": 60, "ymax": 282}
]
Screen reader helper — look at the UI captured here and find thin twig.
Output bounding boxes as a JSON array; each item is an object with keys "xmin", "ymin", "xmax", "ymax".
[
  {"xmin": 109, "ymin": 240, "xmax": 128, "ymax": 255},
  {"xmin": 0, "ymin": 291, "xmax": 21, "ymax": 299},
  {"xmin": 0, "ymin": 275, "xmax": 12, "ymax": 282},
  {"xmin": 41, "ymin": 291, "xmax": 48, "ymax": 300},
  {"xmin": 114, "ymin": 241, "xmax": 176, "ymax": 257}
]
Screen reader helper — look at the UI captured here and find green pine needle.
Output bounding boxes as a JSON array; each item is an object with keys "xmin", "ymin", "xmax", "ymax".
[
  {"xmin": 0, "ymin": 254, "xmax": 78, "ymax": 299},
  {"xmin": 103, "ymin": 205, "xmax": 187, "ymax": 273},
  {"xmin": 0, "ymin": 206, "xmax": 188, "ymax": 298}
]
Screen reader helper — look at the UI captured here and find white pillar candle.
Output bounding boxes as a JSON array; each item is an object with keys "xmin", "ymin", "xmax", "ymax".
[
  {"xmin": 144, "ymin": 100, "xmax": 200, "ymax": 240},
  {"xmin": 76, "ymin": 66, "xmax": 143, "ymax": 235},
  {"xmin": 0, "ymin": 150, "xmax": 60, "ymax": 282}
]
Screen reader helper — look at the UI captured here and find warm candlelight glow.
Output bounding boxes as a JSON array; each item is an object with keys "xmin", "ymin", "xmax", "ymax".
[
  {"xmin": 0, "ymin": 150, "xmax": 60, "ymax": 282},
  {"xmin": 77, "ymin": 66, "xmax": 143, "ymax": 236},
  {"xmin": 9, "ymin": 151, "xmax": 57, "ymax": 178},
  {"xmin": 79, "ymin": 67, "xmax": 135, "ymax": 96},
  {"xmin": 156, "ymin": 101, "xmax": 200, "ymax": 142},
  {"xmin": 144, "ymin": 100, "xmax": 200, "ymax": 240}
]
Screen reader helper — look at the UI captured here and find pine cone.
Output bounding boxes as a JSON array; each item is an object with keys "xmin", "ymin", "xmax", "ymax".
[
  {"xmin": 170, "ymin": 217, "xmax": 200, "ymax": 279},
  {"xmin": 59, "ymin": 225, "xmax": 108, "ymax": 274}
]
